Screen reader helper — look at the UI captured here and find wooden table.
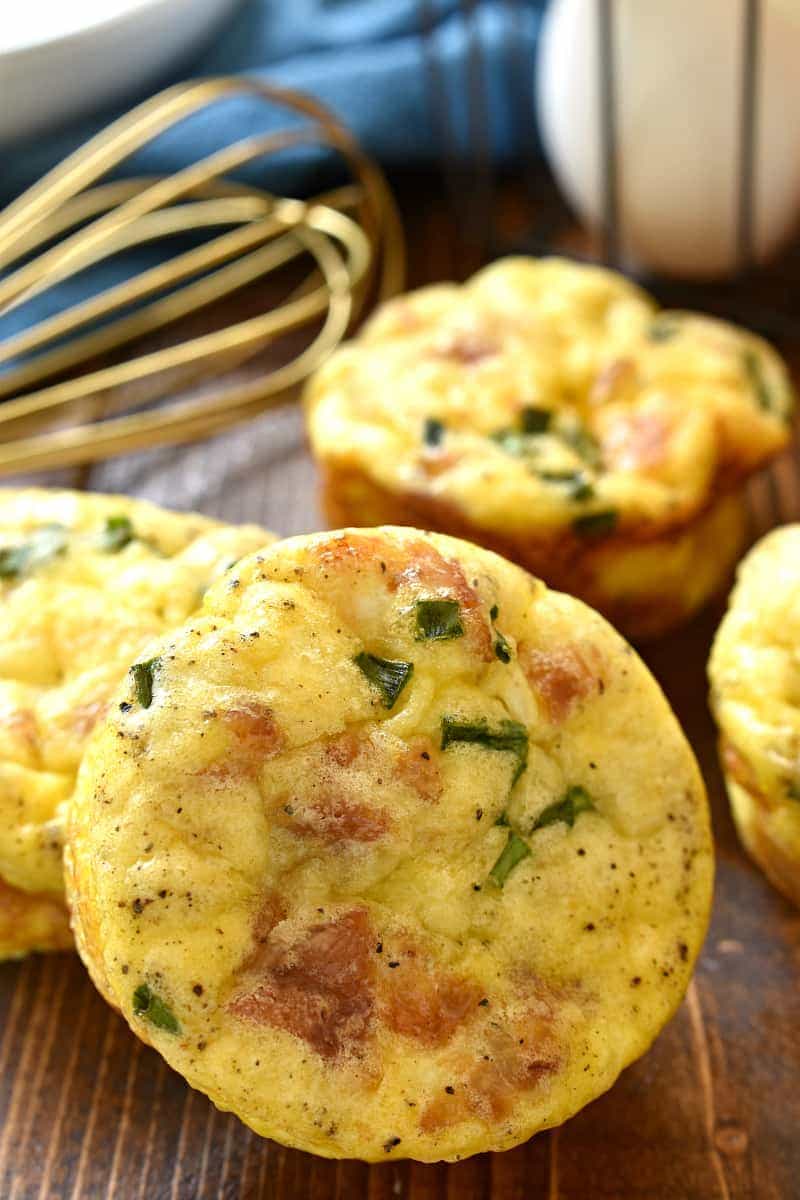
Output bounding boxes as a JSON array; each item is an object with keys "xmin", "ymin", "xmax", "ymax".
[{"xmin": 0, "ymin": 173, "xmax": 799, "ymax": 1200}]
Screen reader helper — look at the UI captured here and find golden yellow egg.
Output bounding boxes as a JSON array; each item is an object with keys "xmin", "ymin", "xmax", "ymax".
[
  {"xmin": 709, "ymin": 525, "xmax": 800, "ymax": 907},
  {"xmin": 0, "ymin": 487, "xmax": 273, "ymax": 958},
  {"xmin": 67, "ymin": 526, "xmax": 712, "ymax": 1161},
  {"xmin": 305, "ymin": 257, "xmax": 793, "ymax": 638}
]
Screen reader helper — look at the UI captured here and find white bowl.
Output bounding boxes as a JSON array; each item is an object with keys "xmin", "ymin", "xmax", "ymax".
[{"xmin": 0, "ymin": 0, "xmax": 242, "ymax": 146}]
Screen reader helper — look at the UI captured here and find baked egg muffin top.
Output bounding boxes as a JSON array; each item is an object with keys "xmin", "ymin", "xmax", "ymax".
[
  {"xmin": 305, "ymin": 257, "xmax": 793, "ymax": 539},
  {"xmin": 710, "ymin": 525, "xmax": 800, "ymax": 809},
  {"xmin": 68, "ymin": 527, "xmax": 712, "ymax": 1161},
  {"xmin": 0, "ymin": 488, "xmax": 273, "ymax": 901}
]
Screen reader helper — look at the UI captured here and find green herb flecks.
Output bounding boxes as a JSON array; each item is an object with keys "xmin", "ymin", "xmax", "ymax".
[
  {"xmin": 0, "ymin": 523, "xmax": 67, "ymax": 579},
  {"xmin": 489, "ymin": 429, "xmax": 533, "ymax": 458},
  {"xmin": 130, "ymin": 656, "xmax": 161, "ymax": 709},
  {"xmin": 132, "ymin": 983, "xmax": 180, "ymax": 1033},
  {"xmin": 355, "ymin": 652, "xmax": 413, "ymax": 710},
  {"xmin": 487, "ymin": 787, "xmax": 595, "ymax": 889},
  {"xmin": 786, "ymin": 780, "xmax": 800, "ymax": 803},
  {"xmin": 559, "ymin": 422, "xmax": 601, "ymax": 469},
  {"xmin": 415, "ymin": 598, "xmax": 464, "ymax": 642},
  {"xmin": 423, "ymin": 417, "xmax": 445, "ymax": 447},
  {"xmin": 572, "ymin": 509, "xmax": 618, "ymax": 539},
  {"xmin": 538, "ymin": 469, "xmax": 595, "ymax": 502},
  {"xmin": 520, "ymin": 406, "xmax": 552, "ymax": 434},
  {"xmin": 490, "ymin": 407, "xmax": 551, "ymax": 455},
  {"xmin": 99, "ymin": 514, "xmax": 135, "ymax": 553},
  {"xmin": 532, "ymin": 785, "xmax": 595, "ymax": 833},
  {"xmin": 647, "ymin": 319, "xmax": 679, "ymax": 343},
  {"xmin": 742, "ymin": 349, "xmax": 776, "ymax": 414},
  {"xmin": 489, "ymin": 830, "xmax": 531, "ymax": 887},
  {"xmin": 441, "ymin": 716, "xmax": 528, "ymax": 785},
  {"xmin": 493, "ymin": 630, "xmax": 512, "ymax": 663},
  {"xmin": 488, "ymin": 603, "xmax": 511, "ymax": 662}
]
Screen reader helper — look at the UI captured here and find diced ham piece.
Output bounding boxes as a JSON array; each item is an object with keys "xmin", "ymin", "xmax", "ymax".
[
  {"xmin": 601, "ymin": 409, "xmax": 672, "ymax": 472},
  {"xmin": 221, "ymin": 702, "xmax": 284, "ymax": 757},
  {"xmin": 393, "ymin": 737, "xmax": 442, "ymax": 803},
  {"xmin": 324, "ymin": 729, "xmax": 364, "ymax": 768},
  {"xmin": 420, "ymin": 1003, "xmax": 560, "ymax": 1130},
  {"xmin": 430, "ymin": 329, "xmax": 499, "ymax": 365},
  {"xmin": 391, "ymin": 537, "xmax": 493, "ymax": 662},
  {"xmin": 382, "ymin": 951, "xmax": 480, "ymax": 1046},
  {"xmin": 312, "ymin": 533, "xmax": 493, "ymax": 662},
  {"xmin": 279, "ymin": 790, "xmax": 390, "ymax": 844},
  {"xmin": 590, "ymin": 357, "xmax": 636, "ymax": 405},
  {"xmin": 198, "ymin": 701, "xmax": 284, "ymax": 783},
  {"xmin": 520, "ymin": 643, "xmax": 603, "ymax": 724},
  {"xmin": 418, "ymin": 449, "xmax": 462, "ymax": 478},
  {"xmin": 229, "ymin": 908, "xmax": 375, "ymax": 1060}
]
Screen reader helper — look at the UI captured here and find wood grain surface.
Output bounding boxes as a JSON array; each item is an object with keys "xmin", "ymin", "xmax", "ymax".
[{"xmin": 1, "ymin": 172, "xmax": 799, "ymax": 1199}]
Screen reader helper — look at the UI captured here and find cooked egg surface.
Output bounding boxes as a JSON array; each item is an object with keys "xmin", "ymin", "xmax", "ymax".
[
  {"xmin": 0, "ymin": 487, "xmax": 273, "ymax": 956},
  {"xmin": 68, "ymin": 527, "xmax": 712, "ymax": 1161},
  {"xmin": 709, "ymin": 525, "xmax": 800, "ymax": 907},
  {"xmin": 306, "ymin": 257, "xmax": 792, "ymax": 538},
  {"xmin": 0, "ymin": 876, "xmax": 73, "ymax": 959}
]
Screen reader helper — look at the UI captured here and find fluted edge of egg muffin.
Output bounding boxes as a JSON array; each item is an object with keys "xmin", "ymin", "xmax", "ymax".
[{"xmin": 306, "ymin": 256, "xmax": 792, "ymax": 638}]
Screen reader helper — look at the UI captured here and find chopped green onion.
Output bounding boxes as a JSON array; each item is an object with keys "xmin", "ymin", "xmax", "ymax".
[
  {"xmin": 415, "ymin": 598, "xmax": 464, "ymax": 642},
  {"xmin": 489, "ymin": 429, "xmax": 532, "ymax": 457},
  {"xmin": 0, "ymin": 523, "xmax": 67, "ymax": 579},
  {"xmin": 490, "ymin": 407, "xmax": 551, "ymax": 454},
  {"xmin": 572, "ymin": 510, "xmax": 618, "ymax": 539},
  {"xmin": 742, "ymin": 350, "xmax": 775, "ymax": 413},
  {"xmin": 493, "ymin": 630, "xmax": 511, "ymax": 663},
  {"xmin": 647, "ymin": 320, "xmax": 679, "ymax": 343},
  {"xmin": 559, "ymin": 422, "xmax": 601, "ymax": 468},
  {"xmin": 489, "ymin": 830, "xmax": 531, "ymax": 887},
  {"xmin": 130, "ymin": 656, "xmax": 161, "ymax": 709},
  {"xmin": 99, "ymin": 514, "xmax": 135, "ymax": 553},
  {"xmin": 423, "ymin": 417, "xmax": 445, "ymax": 447},
  {"xmin": 520, "ymin": 406, "xmax": 552, "ymax": 434},
  {"xmin": 538, "ymin": 469, "xmax": 595, "ymax": 502},
  {"xmin": 532, "ymin": 785, "xmax": 595, "ymax": 832},
  {"xmin": 787, "ymin": 781, "xmax": 800, "ymax": 803},
  {"xmin": 132, "ymin": 983, "xmax": 180, "ymax": 1034},
  {"xmin": 487, "ymin": 787, "xmax": 595, "ymax": 889},
  {"xmin": 489, "ymin": 604, "xmax": 511, "ymax": 661},
  {"xmin": 441, "ymin": 716, "xmax": 528, "ymax": 785},
  {"xmin": 355, "ymin": 652, "xmax": 413, "ymax": 710}
]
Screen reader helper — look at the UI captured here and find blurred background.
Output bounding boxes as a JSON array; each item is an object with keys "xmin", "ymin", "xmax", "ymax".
[{"xmin": 5, "ymin": 0, "xmax": 799, "ymax": 325}]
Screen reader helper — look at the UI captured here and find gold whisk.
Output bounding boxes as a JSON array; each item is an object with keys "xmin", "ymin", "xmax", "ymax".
[{"xmin": 0, "ymin": 77, "xmax": 406, "ymax": 475}]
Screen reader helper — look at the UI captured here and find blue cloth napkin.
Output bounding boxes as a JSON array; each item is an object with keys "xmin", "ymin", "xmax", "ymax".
[
  {"xmin": 1, "ymin": 0, "xmax": 547, "ymax": 338},
  {"xmin": 3, "ymin": 0, "xmax": 547, "ymax": 200}
]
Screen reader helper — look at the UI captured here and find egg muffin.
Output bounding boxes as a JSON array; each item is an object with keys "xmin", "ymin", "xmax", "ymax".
[
  {"xmin": 67, "ymin": 527, "xmax": 712, "ymax": 1161},
  {"xmin": 305, "ymin": 257, "xmax": 793, "ymax": 639},
  {"xmin": 709, "ymin": 526, "xmax": 800, "ymax": 907},
  {"xmin": 0, "ymin": 488, "xmax": 273, "ymax": 959}
]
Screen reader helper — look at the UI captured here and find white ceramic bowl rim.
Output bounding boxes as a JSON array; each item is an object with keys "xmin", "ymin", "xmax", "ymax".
[{"xmin": 3, "ymin": 0, "xmax": 178, "ymax": 57}]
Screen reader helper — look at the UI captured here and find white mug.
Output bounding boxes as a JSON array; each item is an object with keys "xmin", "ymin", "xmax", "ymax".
[{"xmin": 536, "ymin": 0, "xmax": 800, "ymax": 279}]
